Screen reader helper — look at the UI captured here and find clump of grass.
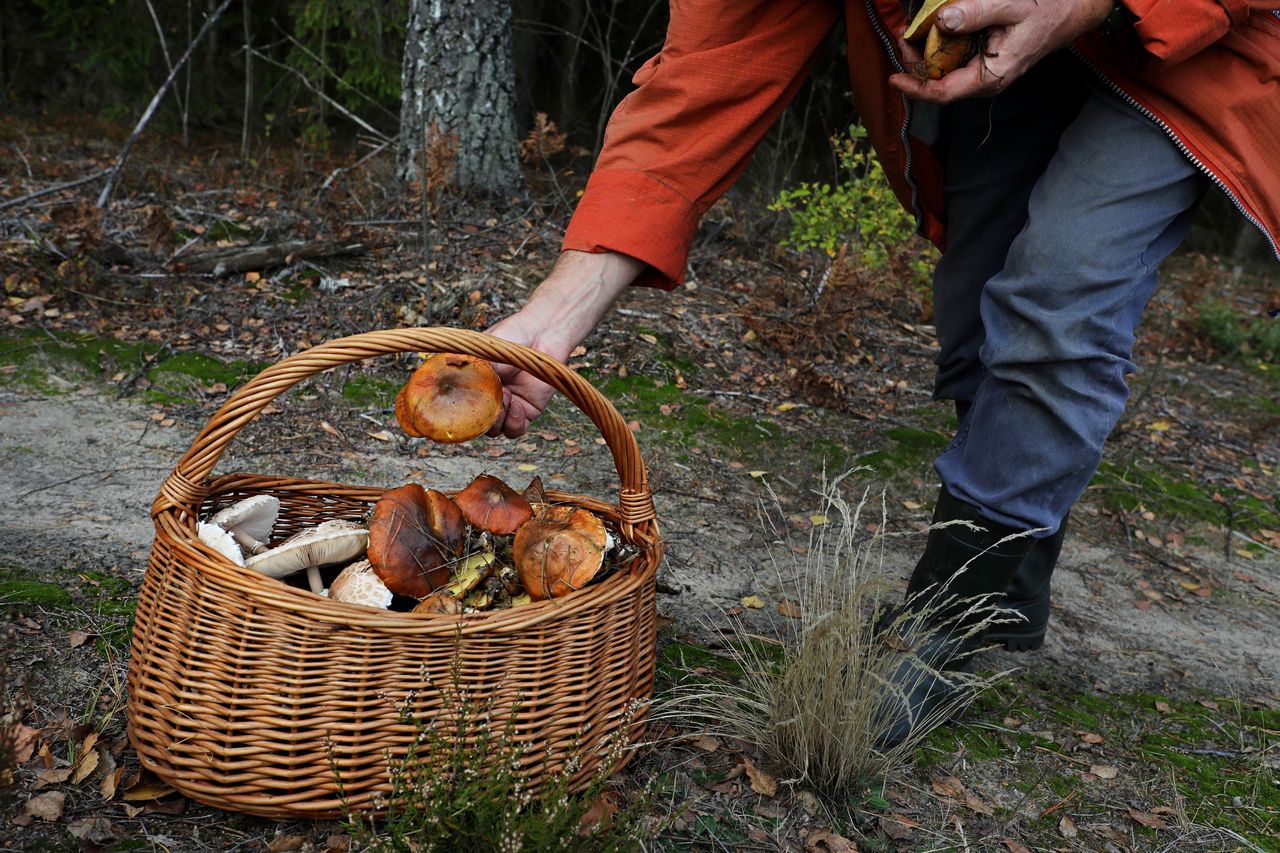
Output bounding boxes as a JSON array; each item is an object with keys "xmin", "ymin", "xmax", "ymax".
[
  {"xmin": 659, "ymin": 471, "xmax": 1015, "ymax": 799},
  {"xmin": 340, "ymin": 656, "xmax": 654, "ymax": 852}
]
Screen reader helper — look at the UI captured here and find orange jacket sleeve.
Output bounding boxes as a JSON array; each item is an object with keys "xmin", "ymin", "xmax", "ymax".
[
  {"xmin": 1122, "ymin": 0, "xmax": 1272, "ymax": 64},
  {"xmin": 563, "ymin": 0, "xmax": 841, "ymax": 289}
]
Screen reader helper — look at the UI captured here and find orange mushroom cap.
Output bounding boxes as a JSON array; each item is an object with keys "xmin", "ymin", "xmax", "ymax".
[
  {"xmin": 367, "ymin": 483, "xmax": 452, "ymax": 598},
  {"xmin": 395, "ymin": 353, "xmax": 503, "ymax": 443},
  {"xmin": 513, "ymin": 505, "xmax": 608, "ymax": 600},
  {"xmin": 454, "ymin": 474, "xmax": 533, "ymax": 536}
]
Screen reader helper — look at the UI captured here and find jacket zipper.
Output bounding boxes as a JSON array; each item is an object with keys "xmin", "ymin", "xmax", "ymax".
[
  {"xmin": 1072, "ymin": 47, "xmax": 1280, "ymax": 263},
  {"xmin": 862, "ymin": 0, "xmax": 924, "ymax": 227}
]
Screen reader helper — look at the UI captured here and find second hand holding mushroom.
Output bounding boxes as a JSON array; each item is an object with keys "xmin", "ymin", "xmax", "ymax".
[
  {"xmin": 890, "ymin": 0, "xmax": 1114, "ymax": 103},
  {"xmin": 485, "ymin": 250, "xmax": 643, "ymax": 439}
]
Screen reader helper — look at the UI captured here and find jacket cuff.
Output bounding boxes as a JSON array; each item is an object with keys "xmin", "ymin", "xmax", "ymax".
[
  {"xmin": 562, "ymin": 169, "xmax": 699, "ymax": 291},
  {"xmin": 1121, "ymin": 0, "xmax": 1247, "ymax": 63}
]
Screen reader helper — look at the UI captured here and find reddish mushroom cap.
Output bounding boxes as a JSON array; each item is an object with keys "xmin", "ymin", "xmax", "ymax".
[
  {"xmin": 367, "ymin": 483, "xmax": 451, "ymax": 598},
  {"xmin": 395, "ymin": 353, "xmax": 503, "ymax": 443},
  {"xmin": 423, "ymin": 488, "xmax": 467, "ymax": 557},
  {"xmin": 513, "ymin": 505, "xmax": 608, "ymax": 600},
  {"xmin": 453, "ymin": 474, "xmax": 533, "ymax": 536}
]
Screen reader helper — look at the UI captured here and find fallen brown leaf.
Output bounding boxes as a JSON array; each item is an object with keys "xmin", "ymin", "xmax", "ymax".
[
  {"xmin": 8, "ymin": 723, "xmax": 40, "ymax": 764},
  {"xmin": 742, "ymin": 755, "xmax": 777, "ymax": 798},
  {"xmin": 804, "ymin": 827, "xmax": 858, "ymax": 852},
  {"xmin": 67, "ymin": 630, "xmax": 92, "ymax": 648},
  {"xmin": 67, "ymin": 816, "xmax": 115, "ymax": 843},
  {"xmin": 23, "ymin": 790, "xmax": 66, "ymax": 821},
  {"xmin": 878, "ymin": 813, "xmax": 918, "ymax": 841},
  {"xmin": 1059, "ymin": 815, "xmax": 1078, "ymax": 838},
  {"xmin": 1128, "ymin": 808, "xmax": 1168, "ymax": 830},
  {"xmin": 1001, "ymin": 840, "xmax": 1032, "ymax": 853},
  {"xmin": 266, "ymin": 834, "xmax": 307, "ymax": 852},
  {"xmin": 688, "ymin": 734, "xmax": 721, "ymax": 753},
  {"xmin": 1089, "ymin": 765, "xmax": 1119, "ymax": 780},
  {"xmin": 122, "ymin": 782, "xmax": 177, "ymax": 801},
  {"xmin": 777, "ymin": 598, "xmax": 802, "ymax": 619},
  {"xmin": 578, "ymin": 790, "xmax": 620, "ymax": 830}
]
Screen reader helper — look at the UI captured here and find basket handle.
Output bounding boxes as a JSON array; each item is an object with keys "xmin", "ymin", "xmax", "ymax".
[{"xmin": 152, "ymin": 328, "xmax": 656, "ymax": 536}]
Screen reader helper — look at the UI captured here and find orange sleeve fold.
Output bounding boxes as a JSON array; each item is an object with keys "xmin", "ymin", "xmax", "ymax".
[
  {"xmin": 562, "ymin": 0, "xmax": 842, "ymax": 290},
  {"xmin": 1122, "ymin": 0, "xmax": 1261, "ymax": 64}
]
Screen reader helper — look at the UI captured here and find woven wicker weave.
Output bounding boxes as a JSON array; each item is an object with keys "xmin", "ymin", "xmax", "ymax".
[{"xmin": 126, "ymin": 328, "xmax": 662, "ymax": 818}]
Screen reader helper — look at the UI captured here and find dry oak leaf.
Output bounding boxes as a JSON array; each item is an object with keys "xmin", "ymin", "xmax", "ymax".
[
  {"xmin": 777, "ymin": 598, "xmax": 802, "ymax": 618},
  {"xmin": 23, "ymin": 790, "xmax": 66, "ymax": 822},
  {"xmin": 878, "ymin": 813, "xmax": 919, "ymax": 841},
  {"xmin": 804, "ymin": 827, "xmax": 858, "ymax": 852},
  {"xmin": 742, "ymin": 755, "xmax": 778, "ymax": 798},
  {"xmin": 266, "ymin": 834, "xmax": 308, "ymax": 852}
]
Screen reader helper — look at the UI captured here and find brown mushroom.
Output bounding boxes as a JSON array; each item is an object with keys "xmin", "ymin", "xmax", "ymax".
[
  {"xmin": 513, "ymin": 505, "xmax": 609, "ymax": 600},
  {"xmin": 367, "ymin": 484, "xmax": 452, "ymax": 598},
  {"xmin": 903, "ymin": 0, "xmax": 978, "ymax": 80},
  {"xmin": 453, "ymin": 474, "xmax": 533, "ymax": 536},
  {"xmin": 423, "ymin": 488, "xmax": 467, "ymax": 557},
  {"xmin": 395, "ymin": 353, "xmax": 503, "ymax": 443}
]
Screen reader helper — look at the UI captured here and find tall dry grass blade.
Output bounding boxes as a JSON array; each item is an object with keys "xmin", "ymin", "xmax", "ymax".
[{"xmin": 657, "ymin": 470, "xmax": 1018, "ymax": 798}]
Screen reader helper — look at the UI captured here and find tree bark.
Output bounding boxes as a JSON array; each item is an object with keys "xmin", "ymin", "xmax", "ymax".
[{"xmin": 398, "ymin": 0, "xmax": 523, "ymax": 193}]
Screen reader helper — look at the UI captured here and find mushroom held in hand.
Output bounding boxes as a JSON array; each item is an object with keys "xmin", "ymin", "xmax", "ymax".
[
  {"xmin": 903, "ymin": 0, "xmax": 979, "ymax": 80},
  {"xmin": 245, "ymin": 519, "xmax": 369, "ymax": 594},
  {"xmin": 209, "ymin": 495, "xmax": 280, "ymax": 555},
  {"xmin": 454, "ymin": 474, "xmax": 533, "ymax": 536},
  {"xmin": 329, "ymin": 559, "xmax": 394, "ymax": 609},
  {"xmin": 367, "ymin": 483, "xmax": 457, "ymax": 598},
  {"xmin": 513, "ymin": 505, "xmax": 609, "ymax": 600},
  {"xmin": 395, "ymin": 353, "xmax": 503, "ymax": 443}
]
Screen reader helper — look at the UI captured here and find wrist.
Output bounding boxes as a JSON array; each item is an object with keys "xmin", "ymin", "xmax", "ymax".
[{"xmin": 520, "ymin": 251, "xmax": 642, "ymax": 359}]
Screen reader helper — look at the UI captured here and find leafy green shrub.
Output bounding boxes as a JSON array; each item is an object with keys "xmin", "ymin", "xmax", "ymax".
[
  {"xmin": 770, "ymin": 125, "xmax": 934, "ymax": 282},
  {"xmin": 1195, "ymin": 299, "xmax": 1280, "ymax": 362},
  {"xmin": 340, "ymin": 657, "xmax": 653, "ymax": 852}
]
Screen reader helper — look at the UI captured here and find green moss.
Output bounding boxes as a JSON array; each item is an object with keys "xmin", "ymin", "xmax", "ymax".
[
  {"xmin": 0, "ymin": 579, "xmax": 73, "ymax": 608},
  {"xmin": 342, "ymin": 375, "xmax": 402, "ymax": 409},
  {"xmin": 591, "ymin": 372, "xmax": 785, "ymax": 461},
  {"xmin": 855, "ymin": 426, "xmax": 949, "ymax": 478},
  {"xmin": 655, "ymin": 640, "xmax": 743, "ymax": 684},
  {"xmin": 1092, "ymin": 457, "xmax": 1280, "ymax": 533},
  {"xmin": 0, "ymin": 330, "xmax": 155, "ymax": 394}
]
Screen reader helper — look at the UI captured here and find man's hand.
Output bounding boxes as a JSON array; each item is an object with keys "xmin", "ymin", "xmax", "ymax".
[
  {"xmin": 484, "ymin": 250, "xmax": 643, "ymax": 438},
  {"xmin": 890, "ymin": 0, "xmax": 1113, "ymax": 103}
]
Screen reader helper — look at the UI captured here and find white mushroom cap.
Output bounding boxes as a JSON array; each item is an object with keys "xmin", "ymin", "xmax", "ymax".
[
  {"xmin": 245, "ymin": 519, "xmax": 369, "ymax": 580},
  {"xmin": 210, "ymin": 495, "xmax": 280, "ymax": 554},
  {"xmin": 198, "ymin": 522, "xmax": 245, "ymax": 566},
  {"xmin": 328, "ymin": 559, "xmax": 393, "ymax": 609}
]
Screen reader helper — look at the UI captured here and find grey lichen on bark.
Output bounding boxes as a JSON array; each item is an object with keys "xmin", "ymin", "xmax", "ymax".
[{"xmin": 397, "ymin": 0, "xmax": 523, "ymax": 194}]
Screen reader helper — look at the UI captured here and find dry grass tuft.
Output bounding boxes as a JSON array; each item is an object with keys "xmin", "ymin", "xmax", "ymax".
[{"xmin": 658, "ymin": 471, "xmax": 1020, "ymax": 799}]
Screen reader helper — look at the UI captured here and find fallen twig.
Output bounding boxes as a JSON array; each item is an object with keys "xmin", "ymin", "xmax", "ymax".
[
  {"xmin": 178, "ymin": 239, "xmax": 371, "ymax": 275},
  {"xmin": 0, "ymin": 170, "xmax": 111, "ymax": 212}
]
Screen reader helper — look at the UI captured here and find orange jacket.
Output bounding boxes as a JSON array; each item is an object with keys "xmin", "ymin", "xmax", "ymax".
[{"xmin": 563, "ymin": 0, "xmax": 1280, "ymax": 289}]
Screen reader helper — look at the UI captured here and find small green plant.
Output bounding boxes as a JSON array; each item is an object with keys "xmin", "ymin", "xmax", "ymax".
[
  {"xmin": 1195, "ymin": 299, "xmax": 1280, "ymax": 362},
  {"xmin": 340, "ymin": 656, "xmax": 653, "ymax": 852},
  {"xmin": 658, "ymin": 472, "xmax": 1013, "ymax": 800},
  {"xmin": 770, "ymin": 125, "xmax": 934, "ymax": 282}
]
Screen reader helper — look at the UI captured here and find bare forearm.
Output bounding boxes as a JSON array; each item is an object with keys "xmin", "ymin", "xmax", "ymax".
[{"xmin": 516, "ymin": 250, "xmax": 645, "ymax": 359}]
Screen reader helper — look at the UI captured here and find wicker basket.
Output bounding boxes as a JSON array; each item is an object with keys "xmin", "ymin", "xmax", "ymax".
[{"xmin": 126, "ymin": 328, "xmax": 662, "ymax": 819}]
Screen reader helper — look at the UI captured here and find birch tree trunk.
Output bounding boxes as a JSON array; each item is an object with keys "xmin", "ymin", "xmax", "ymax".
[{"xmin": 397, "ymin": 0, "xmax": 522, "ymax": 193}]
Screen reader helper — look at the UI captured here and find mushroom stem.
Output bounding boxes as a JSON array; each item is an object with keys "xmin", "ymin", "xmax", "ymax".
[
  {"xmin": 305, "ymin": 565, "xmax": 325, "ymax": 595},
  {"xmin": 231, "ymin": 529, "xmax": 267, "ymax": 554}
]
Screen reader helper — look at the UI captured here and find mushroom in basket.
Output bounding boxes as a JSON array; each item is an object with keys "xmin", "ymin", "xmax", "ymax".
[
  {"xmin": 453, "ymin": 474, "xmax": 533, "ymax": 536},
  {"xmin": 328, "ymin": 559, "xmax": 394, "ymax": 609},
  {"xmin": 244, "ymin": 519, "xmax": 369, "ymax": 594},
  {"xmin": 367, "ymin": 483, "xmax": 466, "ymax": 598},
  {"xmin": 513, "ymin": 505, "xmax": 610, "ymax": 600}
]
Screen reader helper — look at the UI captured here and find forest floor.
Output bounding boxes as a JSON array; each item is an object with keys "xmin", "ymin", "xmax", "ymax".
[{"xmin": 2, "ymin": 115, "xmax": 1278, "ymax": 852}]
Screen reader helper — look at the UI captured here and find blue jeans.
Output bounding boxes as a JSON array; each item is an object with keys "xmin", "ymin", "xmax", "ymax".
[{"xmin": 928, "ymin": 54, "xmax": 1207, "ymax": 535}]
